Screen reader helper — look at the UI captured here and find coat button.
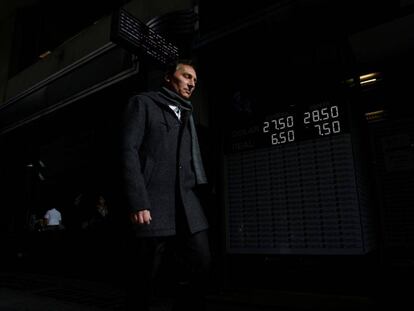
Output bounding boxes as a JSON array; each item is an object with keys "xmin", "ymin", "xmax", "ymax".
[{"xmin": 179, "ymin": 164, "xmax": 183, "ymax": 169}]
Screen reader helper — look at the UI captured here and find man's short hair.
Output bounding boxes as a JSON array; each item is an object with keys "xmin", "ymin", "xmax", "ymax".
[{"xmin": 164, "ymin": 59, "xmax": 195, "ymax": 76}]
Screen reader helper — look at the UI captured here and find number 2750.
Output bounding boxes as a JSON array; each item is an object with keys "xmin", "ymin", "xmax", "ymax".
[{"xmin": 263, "ymin": 116, "xmax": 294, "ymax": 132}]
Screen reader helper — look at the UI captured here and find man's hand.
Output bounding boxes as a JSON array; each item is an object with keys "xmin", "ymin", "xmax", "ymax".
[{"xmin": 130, "ymin": 210, "xmax": 152, "ymax": 225}]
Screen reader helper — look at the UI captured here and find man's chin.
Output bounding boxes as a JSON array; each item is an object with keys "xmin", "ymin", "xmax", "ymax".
[{"xmin": 180, "ymin": 93, "xmax": 191, "ymax": 99}]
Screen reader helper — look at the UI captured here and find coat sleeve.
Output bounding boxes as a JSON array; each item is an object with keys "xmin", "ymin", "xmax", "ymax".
[{"xmin": 120, "ymin": 95, "xmax": 152, "ymax": 213}]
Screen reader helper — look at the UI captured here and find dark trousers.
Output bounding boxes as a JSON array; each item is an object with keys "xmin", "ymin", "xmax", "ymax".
[{"xmin": 125, "ymin": 229, "xmax": 211, "ymax": 311}]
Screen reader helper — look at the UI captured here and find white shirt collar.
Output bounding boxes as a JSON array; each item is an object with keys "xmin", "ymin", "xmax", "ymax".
[{"xmin": 168, "ymin": 105, "xmax": 181, "ymax": 120}]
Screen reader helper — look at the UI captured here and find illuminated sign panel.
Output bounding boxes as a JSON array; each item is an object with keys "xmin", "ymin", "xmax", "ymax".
[{"xmin": 224, "ymin": 95, "xmax": 374, "ymax": 255}]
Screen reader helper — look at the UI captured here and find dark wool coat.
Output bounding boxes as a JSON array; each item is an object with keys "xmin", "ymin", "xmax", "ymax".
[{"xmin": 120, "ymin": 90, "xmax": 208, "ymax": 237}]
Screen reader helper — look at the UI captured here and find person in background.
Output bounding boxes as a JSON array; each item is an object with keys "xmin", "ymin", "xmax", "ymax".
[
  {"xmin": 82, "ymin": 194, "xmax": 110, "ymax": 230},
  {"xmin": 43, "ymin": 207, "xmax": 63, "ymax": 231},
  {"xmin": 120, "ymin": 59, "xmax": 211, "ymax": 311}
]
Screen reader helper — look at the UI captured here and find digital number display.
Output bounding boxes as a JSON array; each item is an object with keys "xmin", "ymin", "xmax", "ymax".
[
  {"xmin": 303, "ymin": 105, "xmax": 341, "ymax": 136},
  {"xmin": 263, "ymin": 115, "xmax": 295, "ymax": 145},
  {"xmin": 261, "ymin": 104, "xmax": 342, "ymax": 146},
  {"xmin": 227, "ymin": 102, "xmax": 347, "ymax": 152}
]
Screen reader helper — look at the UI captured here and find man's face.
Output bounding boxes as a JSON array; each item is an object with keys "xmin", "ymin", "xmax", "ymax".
[{"xmin": 165, "ymin": 64, "xmax": 197, "ymax": 99}]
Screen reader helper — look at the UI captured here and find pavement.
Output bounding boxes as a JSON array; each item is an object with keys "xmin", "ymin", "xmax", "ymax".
[
  {"xmin": 0, "ymin": 268, "xmax": 380, "ymax": 311},
  {"xmin": 0, "ymin": 270, "xmax": 124, "ymax": 311},
  {"xmin": 0, "ymin": 232, "xmax": 398, "ymax": 311}
]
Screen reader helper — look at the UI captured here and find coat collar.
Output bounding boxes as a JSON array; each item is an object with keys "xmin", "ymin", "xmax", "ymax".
[{"xmin": 158, "ymin": 87, "xmax": 192, "ymax": 112}]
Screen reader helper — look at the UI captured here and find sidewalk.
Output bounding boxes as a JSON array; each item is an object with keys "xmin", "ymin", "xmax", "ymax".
[
  {"xmin": 0, "ymin": 269, "xmax": 378, "ymax": 311},
  {"xmin": 0, "ymin": 271, "xmax": 124, "ymax": 311}
]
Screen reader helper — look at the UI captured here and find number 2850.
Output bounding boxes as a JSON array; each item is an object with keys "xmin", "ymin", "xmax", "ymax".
[{"xmin": 303, "ymin": 106, "xmax": 339, "ymax": 124}]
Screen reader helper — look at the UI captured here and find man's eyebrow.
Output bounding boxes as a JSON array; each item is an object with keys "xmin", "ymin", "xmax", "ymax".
[{"xmin": 183, "ymin": 72, "xmax": 197, "ymax": 81}]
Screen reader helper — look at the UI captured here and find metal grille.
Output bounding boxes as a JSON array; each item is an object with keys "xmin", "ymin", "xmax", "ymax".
[
  {"xmin": 111, "ymin": 8, "xmax": 179, "ymax": 65},
  {"xmin": 226, "ymin": 134, "xmax": 372, "ymax": 255},
  {"xmin": 371, "ymin": 118, "xmax": 414, "ymax": 252}
]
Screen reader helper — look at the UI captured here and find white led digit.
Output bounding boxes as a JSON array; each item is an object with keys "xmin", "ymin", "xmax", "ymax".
[
  {"xmin": 263, "ymin": 121, "xmax": 269, "ymax": 133},
  {"xmin": 279, "ymin": 132, "xmax": 287, "ymax": 143},
  {"xmin": 322, "ymin": 122, "xmax": 331, "ymax": 135},
  {"xmin": 271, "ymin": 133, "xmax": 279, "ymax": 145},
  {"xmin": 331, "ymin": 105, "xmax": 339, "ymax": 118},
  {"xmin": 287, "ymin": 116, "xmax": 294, "ymax": 127},
  {"xmin": 315, "ymin": 124, "xmax": 323, "ymax": 136},
  {"xmin": 332, "ymin": 120, "xmax": 341, "ymax": 133},
  {"xmin": 288, "ymin": 130, "xmax": 295, "ymax": 142},
  {"xmin": 271, "ymin": 119, "xmax": 278, "ymax": 130},
  {"xmin": 278, "ymin": 117, "xmax": 286, "ymax": 130},
  {"xmin": 321, "ymin": 107, "xmax": 329, "ymax": 120},
  {"xmin": 303, "ymin": 112, "xmax": 311, "ymax": 124},
  {"xmin": 312, "ymin": 109, "xmax": 320, "ymax": 122}
]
